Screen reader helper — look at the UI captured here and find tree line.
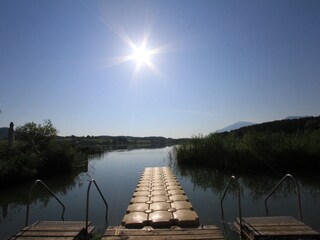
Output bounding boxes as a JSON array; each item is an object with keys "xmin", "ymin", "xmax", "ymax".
[{"xmin": 59, "ymin": 135, "xmax": 186, "ymax": 152}]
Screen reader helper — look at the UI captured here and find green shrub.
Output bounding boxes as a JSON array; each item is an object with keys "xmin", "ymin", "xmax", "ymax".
[{"xmin": 0, "ymin": 120, "xmax": 89, "ymax": 185}]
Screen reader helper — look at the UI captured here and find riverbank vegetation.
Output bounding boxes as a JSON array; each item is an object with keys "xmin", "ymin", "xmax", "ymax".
[
  {"xmin": 173, "ymin": 116, "xmax": 320, "ymax": 173},
  {"xmin": 0, "ymin": 120, "xmax": 87, "ymax": 186},
  {"xmin": 58, "ymin": 135, "xmax": 187, "ymax": 154},
  {"xmin": 0, "ymin": 120, "xmax": 186, "ymax": 186}
]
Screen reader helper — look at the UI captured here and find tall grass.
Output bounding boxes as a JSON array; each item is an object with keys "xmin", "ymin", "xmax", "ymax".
[{"xmin": 172, "ymin": 130, "xmax": 320, "ymax": 173}]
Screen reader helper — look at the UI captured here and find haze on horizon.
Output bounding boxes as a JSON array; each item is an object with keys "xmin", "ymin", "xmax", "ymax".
[{"xmin": 1, "ymin": 0, "xmax": 320, "ymax": 138}]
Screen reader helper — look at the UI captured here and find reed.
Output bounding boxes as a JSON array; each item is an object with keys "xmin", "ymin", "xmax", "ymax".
[{"xmin": 172, "ymin": 128, "xmax": 320, "ymax": 173}]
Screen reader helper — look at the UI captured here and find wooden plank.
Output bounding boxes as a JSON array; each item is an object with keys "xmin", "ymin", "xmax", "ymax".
[
  {"xmin": 245, "ymin": 225, "xmax": 315, "ymax": 232},
  {"xmin": 11, "ymin": 237, "xmax": 74, "ymax": 240},
  {"xmin": 102, "ymin": 225, "xmax": 225, "ymax": 240},
  {"xmin": 235, "ymin": 216, "xmax": 320, "ymax": 240},
  {"xmin": 255, "ymin": 230, "xmax": 320, "ymax": 236},
  {"xmin": 16, "ymin": 231, "xmax": 82, "ymax": 237},
  {"xmin": 22, "ymin": 225, "xmax": 95, "ymax": 233},
  {"xmin": 35, "ymin": 221, "xmax": 90, "ymax": 227},
  {"xmin": 238, "ymin": 216, "xmax": 304, "ymax": 226},
  {"xmin": 103, "ymin": 235, "xmax": 225, "ymax": 239},
  {"xmin": 12, "ymin": 222, "xmax": 40, "ymax": 239},
  {"xmin": 9, "ymin": 221, "xmax": 94, "ymax": 240},
  {"xmin": 241, "ymin": 222, "xmax": 305, "ymax": 226},
  {"xmin": 106, "ymin": 225, "xmax": 220, "ymax": 231},
  {"xmin": 103, "ymin": 236, "xmax": 225, "ymax": 240},
  {"xmin": 243, "ymin": 223, "xmax": 312, "ymax": 234},
  {"xmin": 105, "ymin": 229, "xmax": 223, "ymax": 236},
  {"xmin": 20, "ymin": 227, "xmax": 85, "ymax": 231}
]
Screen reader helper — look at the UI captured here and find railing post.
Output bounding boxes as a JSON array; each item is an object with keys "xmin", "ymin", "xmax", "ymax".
[
  {"xmin": 86, "ymin": 179, "xmax": 109, "ymax": 239},
  {"xmin": 264, "ymin": 174, "xmax": 302, "ymax": 221},
  {"xmin": 85, "ymin": 180, "xmax": 92, "ymax": 237},
  {"xmin": 220, "ymin": 176, "xmax": 243, "ymax": 239},
  {"xmin": 25, "ymin": 179, "xmax": 65, "ymax": 226}
]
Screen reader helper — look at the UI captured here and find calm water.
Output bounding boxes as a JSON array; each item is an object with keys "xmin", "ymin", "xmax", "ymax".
[{"xmin": 1, "ymin": 147, "xmax": 320, "ymax": 239}]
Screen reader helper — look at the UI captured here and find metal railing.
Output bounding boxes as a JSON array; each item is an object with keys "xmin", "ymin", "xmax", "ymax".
[
  {"xmin": 85, "ymin": 179, "xmax": 108, "ymax": 238},
  {"xmin": 25, "ymin": 179, "xmax": 65, "ymax": 226},
  {"xmin": 220, "ymin": 175, "xmax": 243, "ymax": 239},
  {"xmin": 264, "ymin": 173, "xmax": 302, "ymax": 221}
]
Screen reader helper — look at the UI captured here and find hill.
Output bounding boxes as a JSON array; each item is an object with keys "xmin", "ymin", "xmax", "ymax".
[
  {"xmin": 285, "ymin": 115, "xmax": 311, "ymax": 120},
  {"xmin": 233, "ymin": 116, "xmax": 320, "ymax": 135},
  {"xmin": 216, "ymin": 121, "xmax": 255, "ymax": 132}
]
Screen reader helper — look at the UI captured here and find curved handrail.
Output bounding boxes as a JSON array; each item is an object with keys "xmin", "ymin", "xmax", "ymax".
[
  {"xmin": 86, "ymin": 179, "xmax": 108, "ymax": 237},
  {"xmin": 25, "ymin": 179, "xmax": 65, "ymax": 226},
  {"xmin": 220, "ymin": 176, "xmax": 243, "ymax": 239},
  {"xmin": 264, "ymin": 174, "xmax": 302, "ymax": 221}
]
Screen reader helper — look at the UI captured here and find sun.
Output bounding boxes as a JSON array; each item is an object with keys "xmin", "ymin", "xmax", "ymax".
[
  {"xmin": 83, "ymin": 7, "xmax": 177, "ymax": 77},
  {"xmin": 97, "ymin": 20, "xmax": 172, "ymax": 76},
  {"xmin": 131, "ymin": 46, "xmax": 151, "ymax": 65}
]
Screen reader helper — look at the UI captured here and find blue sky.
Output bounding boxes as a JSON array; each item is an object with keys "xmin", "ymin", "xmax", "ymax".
[{"xmin": 1, "ymin": 0, "xmax": 319, "ymax": 138}]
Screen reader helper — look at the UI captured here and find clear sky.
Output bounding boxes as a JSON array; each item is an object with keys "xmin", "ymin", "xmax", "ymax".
[{"xmin": 1, "ymin": 0, "xmax": 319, "ymax": 138}]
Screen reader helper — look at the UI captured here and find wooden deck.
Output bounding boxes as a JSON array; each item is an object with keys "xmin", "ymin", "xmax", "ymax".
[
  {"xmin": 234, "ymin": 216, "xmax": 320, "ymax": 240},
  {"xmin": 9, "ymin": 221, "xmax": 95, "ymax": 240},
  {"xmin": 102, "ymin": 225, "xmax": 225, "ymax": 240}
]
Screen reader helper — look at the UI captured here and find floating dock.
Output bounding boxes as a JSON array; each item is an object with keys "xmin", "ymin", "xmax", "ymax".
[
  {"xmin": 122, "ymin": 167, "xmax": 199, "ymax": 228},
  {"xmin": 102, "ymin": 166, "xmax": 225, "ymax": 239}
]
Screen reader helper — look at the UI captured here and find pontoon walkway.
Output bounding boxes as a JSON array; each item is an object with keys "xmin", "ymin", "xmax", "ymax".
[{"xmin": 102, "ymin": 166, "xmax": 225, "ymax": 239}]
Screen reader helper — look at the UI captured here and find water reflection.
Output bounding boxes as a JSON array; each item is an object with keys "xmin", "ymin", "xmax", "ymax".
[
  {"xmin": 174, "ymin": 162, "xmax": 320, "ymax": 200},
  {"xmin": 173, "ymin": 161, "xmax": 320, "ymax": 234},
  {"xmin": 0, "ymin": 166, "xmax": 90, "ymax": 239},
  {"xmin": 1, "ymin": 172, "xmax": 84, "ymax": 219},
  {"xmin": 1, "ymin": 147, "xmax": 319, "ymax": 240}
]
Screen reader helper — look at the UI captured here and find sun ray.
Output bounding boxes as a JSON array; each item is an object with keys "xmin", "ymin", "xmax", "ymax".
[
  {"xmin": 83, "ymin": 3, "xmax": 193, "ymax": 78},
  {"xmin": 145, "ymin": 61, "xmax": 165, "ymax": 79},
  {"xmin": 106, "ymin": 55, "xmax": 135, "ymax": 66}
]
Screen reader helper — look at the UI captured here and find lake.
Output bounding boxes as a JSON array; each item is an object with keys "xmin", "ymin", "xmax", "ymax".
[{"xmin": 1, "ymin": 147, "xmax": 320, "ymax": 239}]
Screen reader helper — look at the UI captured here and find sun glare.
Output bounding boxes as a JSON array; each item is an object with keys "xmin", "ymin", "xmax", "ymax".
[
  {"xmin": 85, "ymin": 7, "xmax": 178, "ymax": 77},
  {"xmin": 132, "ymin": 46, "xmax": 151, "ymax": 65}
]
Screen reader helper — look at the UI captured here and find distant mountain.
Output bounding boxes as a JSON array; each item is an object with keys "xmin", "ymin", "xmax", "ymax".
[
  {"xmin": 216, "ymin": 121, "xmax": 255, "ymax": 133},
  {"xmin": 0, "ymin": 127, "xmax": 9, "ymax": 139},
  {"xmin": 285, "ymin": 116, "xmax": 311, "ymax": 120}
]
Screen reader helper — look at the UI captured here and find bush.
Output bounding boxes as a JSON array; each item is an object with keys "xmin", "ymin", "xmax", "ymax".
[
  {"xmin": 0, "ymin": 145, "xmax": 40, "ymax": 183},
  {"xmin": 39, "ymin": 141, "xmax": 86, "ymax": 175},
  {"xmin": 0, "ymin": 120, "xmax": 88, "ymax": 185}
]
